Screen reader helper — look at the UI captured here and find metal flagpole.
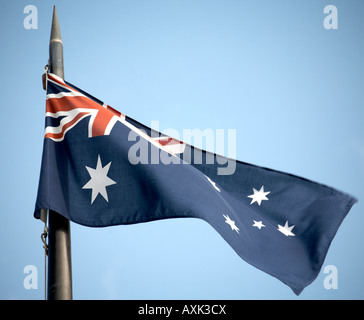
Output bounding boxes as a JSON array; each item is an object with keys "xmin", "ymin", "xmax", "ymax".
[{"xmin": 46, "ymin": 6, "xmax": 73, "ymax": 300}]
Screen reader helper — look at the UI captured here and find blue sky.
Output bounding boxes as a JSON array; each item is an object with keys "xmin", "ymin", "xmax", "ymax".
[{"xmin": 0, "ymin": 0, "xmax": 363, "ymax": 299}]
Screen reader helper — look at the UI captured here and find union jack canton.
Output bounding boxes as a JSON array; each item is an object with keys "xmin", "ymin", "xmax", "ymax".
[{"xmin": 45, "ymin": 73, "xmax": 123, "ymax": 141}]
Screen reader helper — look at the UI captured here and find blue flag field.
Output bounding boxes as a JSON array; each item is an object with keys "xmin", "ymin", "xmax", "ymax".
[{"xmin": 34, "ymin": 73, "xmax": 357, "ymax": 295}]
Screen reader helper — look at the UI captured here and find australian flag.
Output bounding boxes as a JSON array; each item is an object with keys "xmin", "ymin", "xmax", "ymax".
[{"xmin": 35, "ymin": 73, "xmax": 357, "ymax": 295}]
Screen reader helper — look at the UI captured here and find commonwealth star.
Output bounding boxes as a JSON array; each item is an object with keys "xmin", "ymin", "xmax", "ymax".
[{"xmin": 82, "ymin": 155, "xmax": 116, "ymax": 204}]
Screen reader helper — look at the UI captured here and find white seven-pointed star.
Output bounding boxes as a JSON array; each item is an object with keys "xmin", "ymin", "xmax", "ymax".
[
  {"xmin": 253, "ymin": 220, "xmax": 265, "ymax": 230},
  {"xmin": 247, "ymin": 186, "xmax": 271, "ymax": 206},
  {"xmin": 82, "ymin": 155, "xmax": 117, "ymax": 204},
  {"xmin": 278, "ymin": 221, "xmax": 295, "ymax": 237},
  {"xmin": 223, "ymin": 214, "xmax": 239, "ymax": 234}
]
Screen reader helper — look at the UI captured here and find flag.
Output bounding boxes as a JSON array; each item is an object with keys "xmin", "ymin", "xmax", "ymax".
[{"xmin": 35, "ymin": 73, "xmax": 357, "ymax": 295}]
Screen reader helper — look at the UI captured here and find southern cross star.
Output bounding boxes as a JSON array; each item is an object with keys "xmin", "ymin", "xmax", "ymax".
[
  {"xmin": 205, "ymin": 175, "xmax": 221, "ymax": 192},
  {"xmin": 223, "ymin": 214, "xmax": 239, "ymax": 234},
  {"xmin": 82, "ymin": 155, "xmax": 116, "ymax": 204},
  {"xmin": 247, "ymin": 186, "xmax": 270, "ymax": 206},
  {"xmin": 252, "ymin": 220, "xmax": 265, "ymax": 230},
  {"xmin": 278, "ymin": 221, "xmax": 295, "ymax": 237}
]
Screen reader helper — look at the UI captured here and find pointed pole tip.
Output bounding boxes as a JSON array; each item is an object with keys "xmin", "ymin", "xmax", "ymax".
[
  {"xmin": 52, "ymin": 5, "xmax": 58, "ymax": 16},
  {"xmin": 49, "ymin": 4, "xmax": 64, "ymax": 78},
  {"xmin": 50, "ymin": 5, "xmax": 62, "ymax": 43}
]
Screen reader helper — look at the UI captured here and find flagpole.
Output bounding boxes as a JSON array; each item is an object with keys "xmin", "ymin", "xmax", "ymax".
[{"xmin": 47, "ymin": 6, "xmax": 73, "ymax": 300}]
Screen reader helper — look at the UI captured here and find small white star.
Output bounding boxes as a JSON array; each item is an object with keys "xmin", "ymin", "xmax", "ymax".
[
  {"xmin": 82, "ymin": 155, "xmax": 117, "ymax": 204},
  {"xmin": 223, "ymin": 214, "xmax": 239, "ymax": 234},
  {"xmin": 252, "ymin": 220, "xmax": 265, "ymax": 230},
  {"xmin": 247, "ymin": 186, "xmax": 270, "ymax": 206},
  {"xmin": 278, "ymin": 221, "xmax": 295, "ymax": 237}
]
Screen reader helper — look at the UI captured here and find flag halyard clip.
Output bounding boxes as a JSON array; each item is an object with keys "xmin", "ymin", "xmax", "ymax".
[
  {"xmin": 40, "ymin": 213, "xmax": 48, "ymax": 300},
  {"xmin": 41, "ymin": 225, "xmax": 48, "ymax": 256},
  {"xmin": 42, "ymin": 62, "xmax": 49, "ymax": 91}
]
